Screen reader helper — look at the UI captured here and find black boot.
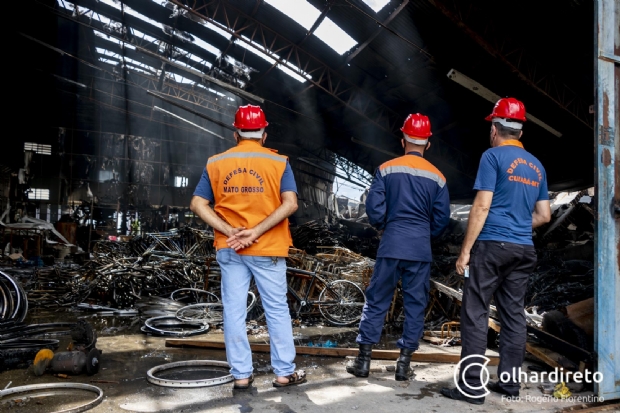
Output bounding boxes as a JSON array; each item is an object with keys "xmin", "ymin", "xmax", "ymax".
[
  {"xmin": 395, "ymin": 348, "xmax": 414, "ymax": 381},
  {"xmin": 346, "ymin": 344, "xmax": 373, "ymax": 377}
]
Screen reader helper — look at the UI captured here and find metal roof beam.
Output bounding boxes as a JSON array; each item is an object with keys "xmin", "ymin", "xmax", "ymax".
[
  {"xmin": 89, "ymin": 57, "xmax": 236, "ymax": 117},
  {"xmin": 147, "ymin": 90, "xmax": 235, "ymax": 132},
  {"xmin": 170, "ymin": 0, "xmax": 476, "ymax": 177},
  {"xmin": 118, "ymin": 0, "xmax": 268, "ymax": 91},
  {"xmin": 251, "ymin": 0, "xmax": 265, "ymax": 16},
  {"xmin": 297, "ymin": 157, "xmax": 366, "ymax": 188},
  {"xmin": 301, "ymin": 0, "xmax": 337, "ymax": 46},
  {"xmin": 248, "ymin": 0, "xmax": 337, "ymax": 88},
  {"xmin": 127, "ymin": 76, "xmax": 235, "ymax": 117},
  {"xmin": 69, "ymin": 0, "xmax": 217, "ymax": 57},
  {"xmin": 170, "ymin": 1, "xmax": 399, "ymax": 128},
  {"xmin": 345, "ymin": 0, "xmax": 409, "ymax": 64},
  {"xmin": 21, "ymin": 42, "xmax": 234, "ymax": 134},
  {"xmin": 65, "ymin": 0, "xmax": 221, "ymax": 73},
  {"xmin": 44, "ymin": 1, "xmax": 263, "ymax": 103},
  {"xmin": 91, "ymin": 35, "xmax": 214, "ymax": 84},
  {"xmin": 116, "ymin": 0, "xmax": 232, "ymax": 53}
]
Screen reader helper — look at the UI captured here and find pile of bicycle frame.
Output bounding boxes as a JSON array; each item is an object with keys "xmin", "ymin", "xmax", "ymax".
[{"xmin": 1, "ymin": 232, "xmax": 374, "ymax": 334}]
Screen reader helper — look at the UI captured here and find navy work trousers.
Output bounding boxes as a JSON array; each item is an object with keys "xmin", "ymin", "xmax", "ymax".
[
  {"xmin": 458, "ymin": 240, "xmax": 537, "ymax": 396},
  {"xmin": 356, "ymin": 258, "xmax": 431, "ymax": 350}
]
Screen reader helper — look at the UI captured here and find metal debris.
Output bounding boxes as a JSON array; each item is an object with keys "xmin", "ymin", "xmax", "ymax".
[
  {"xmin": 290, "ymin": 219, "xmax": 379, "ymax": 258},
  {"xmin": 0, "ymin": 271, "xmax": 28, "ymax": 323},
  {"xmin": 0, "ymin": 190, "xmax": 595, "ymax": 353}
]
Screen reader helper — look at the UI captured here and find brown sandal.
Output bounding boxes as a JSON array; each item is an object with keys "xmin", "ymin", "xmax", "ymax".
[
  {"xmin": 272, "ymin": 370, "xmax": 307, "ymax": 388},
  {"xmin": 233, "ymin": 374, "xmax": 254, "ymax": 390}
]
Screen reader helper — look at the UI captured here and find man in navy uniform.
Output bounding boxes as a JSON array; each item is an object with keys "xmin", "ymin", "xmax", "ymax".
[{"xmin": 347, "ymin": 113, "xmax": 450, "ymax": 381}]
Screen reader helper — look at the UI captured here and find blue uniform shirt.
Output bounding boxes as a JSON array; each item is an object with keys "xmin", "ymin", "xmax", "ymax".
[
  {"xmin": 474, "ymin": 140, "xmax": 549, "ymax": 245},
  {"xmin": 366, "ymin": 152, "xmax": 451, "ymax": 262},
  {"xmin": 194, "ymin": 160, "xmax": 297, "ymax": 202}
]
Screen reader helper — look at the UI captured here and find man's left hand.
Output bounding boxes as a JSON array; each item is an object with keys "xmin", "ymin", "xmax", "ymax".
[{"xmin": 226, "ymin": 229, "xmax": 260, "ymax": 251}]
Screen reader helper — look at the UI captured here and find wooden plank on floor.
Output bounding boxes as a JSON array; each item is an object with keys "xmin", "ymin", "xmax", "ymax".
[
  {"xmin": 488, "ymin": 318, "xmax": 501, "ymax": 333},
  {"xmin": 165, "ymin": 339, "xmax": 500, "ymax": 365},
  {"xmin": 422, "ymin": 336, "xmax": 448, "ymax": 345},
  {"xmin": 524, "ymin": 342, "xmax": 581, "ymax": 372}
]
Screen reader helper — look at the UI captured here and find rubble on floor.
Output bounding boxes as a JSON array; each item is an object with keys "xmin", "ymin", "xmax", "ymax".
[
  {"xmin": 0, "ymin": 229, "xmax": 375, "ymax": 365},
  {"xmin": 0, "ymin": 190, "xmax": 598, "ymax": 399}
]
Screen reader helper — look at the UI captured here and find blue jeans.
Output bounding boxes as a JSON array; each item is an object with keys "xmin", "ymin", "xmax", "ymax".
[{"xmin": 217, "ymin": 248, "xmax": 296, "ymax": 379}]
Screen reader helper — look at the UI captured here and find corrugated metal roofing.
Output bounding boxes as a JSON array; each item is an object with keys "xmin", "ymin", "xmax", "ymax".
[{"xmin": 7, "ymin": 0, "xmax": 596, "ymax": 201}]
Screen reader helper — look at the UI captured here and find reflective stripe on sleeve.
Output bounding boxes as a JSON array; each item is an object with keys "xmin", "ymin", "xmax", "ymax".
[
  {"xmin": 207, "ymin": 152, "xmax": 287, "ymax": 165},
  {"xmin": 380, "ymin": 165, "xmax": 446, "ymax": 188}
]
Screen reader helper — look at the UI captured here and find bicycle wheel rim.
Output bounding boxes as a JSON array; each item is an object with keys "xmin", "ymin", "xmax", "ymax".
[
  {"xmin": 175, "ymin": 303, "xmax": 224, "ymax": 324},
  {"xmin": 318, "ymin": 280, "xmax": 366, "ymax": 326},
  {"xmin": 170, "ymin": 288, "xmax": 219, "ymax": 304}
]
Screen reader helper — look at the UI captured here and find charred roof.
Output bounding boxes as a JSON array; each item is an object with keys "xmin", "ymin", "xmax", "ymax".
[{"xmin": 8, "ymin": 0, "xmax": 594, "ymax": 202}]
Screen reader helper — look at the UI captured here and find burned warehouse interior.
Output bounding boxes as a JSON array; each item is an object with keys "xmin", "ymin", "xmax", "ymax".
[{"xmin": 1, "ymin": 0, "xmax": 618, "ymax": 412}]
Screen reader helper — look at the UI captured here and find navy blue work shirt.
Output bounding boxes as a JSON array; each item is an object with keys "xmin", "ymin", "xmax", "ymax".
[{"xmin": 366, "ymin": 151, "xmax": 451, "ymax": 262}]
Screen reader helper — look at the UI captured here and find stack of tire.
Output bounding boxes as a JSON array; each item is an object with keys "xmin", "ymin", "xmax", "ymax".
[
  {"xmin": 0, "ymin": 271, "xmax": 28, "ymax": 324},
  {"xmin": 0, "ymin": 271, "xmax": 59, "ymax": 371}
]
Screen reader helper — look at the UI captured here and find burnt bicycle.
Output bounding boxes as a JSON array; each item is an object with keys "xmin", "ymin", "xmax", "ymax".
[{"xmin": 285, "ymin": 266, "xmax": 366, "ymax": 326}]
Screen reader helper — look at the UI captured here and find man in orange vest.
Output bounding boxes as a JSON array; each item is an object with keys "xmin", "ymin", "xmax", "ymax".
[
  {"xmin": 190, "ymin": 104, "xmax": 306, "ymax": 389},
  {"xmin": 347, "ymin": 113, "xmax": 450, "ymax": 380},
  {"xmin": 441, "ymin": 98, "xmax": 551, "ymax": 404}
]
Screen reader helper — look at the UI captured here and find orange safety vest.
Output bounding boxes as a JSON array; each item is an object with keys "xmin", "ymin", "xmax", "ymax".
[{"xmin": 206, "ymin": 140, "xmax": 293, "ymax": 256}]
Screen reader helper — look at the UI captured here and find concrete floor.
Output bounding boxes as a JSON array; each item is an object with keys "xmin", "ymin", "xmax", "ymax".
[{"xmin": 0, "ymin": 321, "xmax": 605, "ymax": 413}]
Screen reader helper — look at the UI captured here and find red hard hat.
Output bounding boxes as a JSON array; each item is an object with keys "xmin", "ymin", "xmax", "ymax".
[
  {"xmin": 233, "ymin": 104, "xmax": 269, "ymax": 129},
  {"xmin": 400, "ymin": 113, "xmax": 432, "ymax": 138},
  {"xmin": 485, "ymin": 97, "xmax": 527, "ymax": 122}
]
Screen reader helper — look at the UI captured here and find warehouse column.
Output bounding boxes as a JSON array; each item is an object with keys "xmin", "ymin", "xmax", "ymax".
[{"xmin": 594, "ymin": 0, "xmax": 619, "ymax": 401}]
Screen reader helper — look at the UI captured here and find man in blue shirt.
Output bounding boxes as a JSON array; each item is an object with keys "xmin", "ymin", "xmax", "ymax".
[
  {"xmin": 441, "ymin": 98, "xmax": 551, "ymax": 404},
  {"xmin": 347, "ymin": 113, "xmax": 450, "ymax": 381}
]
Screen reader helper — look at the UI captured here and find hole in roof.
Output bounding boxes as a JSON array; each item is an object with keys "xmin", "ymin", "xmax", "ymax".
[
  {"xmin": 264, "ymin": 0, "xmax": 357, "ymax": 55},
  {"xmin": 314, "ymin": 19, "xmax": 356, "ymax": 55},
  {"xmin": 94, "ymin": 0, "xmax": 222, "ymax": 58},
  {"xmin": 236, "ymin": 36, "xmax": 309, "ymax": 83},
  {"xmin": 100, "ymin": 57, "xmax": 119, "ymax": 65},
  {"xmin": 131, "ymin": 28, "xmax": 159, "ymax": 44},
  {"xmin": 96, "ymin": 47, "xmax": 158, "ymax": 72},
  {"xmin": 362, "ymin": 0, "xmax": 391, "ymax": 13},
  {"xmin": 162, "ymin": 0, "xmax": 308, "ymax": 83},
  {"xmin": 58, "ymin": 1, "xmax": 219, "ymax": 70},
  {"xmin": 125, "ymin": 64, "xmax": 155, "ymax": 75},
  {"xmin": 265, "ymin": 0, "xmax": 318, "ymax": 28}
]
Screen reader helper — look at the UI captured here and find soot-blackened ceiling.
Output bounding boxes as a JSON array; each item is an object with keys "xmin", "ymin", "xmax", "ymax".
[{"xmin": 9, "ymin": 0, "xmax": 595, "ymax": 202}]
